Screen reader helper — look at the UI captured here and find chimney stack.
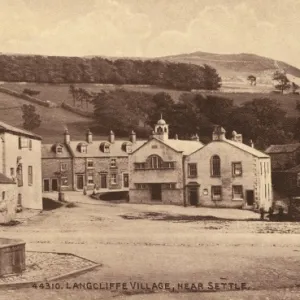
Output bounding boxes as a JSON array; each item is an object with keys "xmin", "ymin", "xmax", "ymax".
[
  {"xmin": 191, "ymin": 133, "xmax": 199, "ymax": 142},
  {"xmin": 231, "ymin": 131, "xmax": 243, "ymax": 143},
  {"xmin": 64, "ymin": 129, "xmax": 70, "ymax": 144},
  {"xmin": 249, "ymin": 139, "xmax": 254, "ymax": 148},
  {"xmin": 109, "ymin": 130, "xmax": 115, "ymax": 143},
  {"xmin": 212, "ymin": 126, "xmax": 226, "ymax": 141},
  {"xmin": 175, "ymin": 134, "xmax": 178, "ymax": 140},
  {"xmin": 129, "ymin": 130, "xmax": 136, "ymax": 143},
  {"xmin": 86, "ymin": 129, "xmax": 93, "ymax": 144}
]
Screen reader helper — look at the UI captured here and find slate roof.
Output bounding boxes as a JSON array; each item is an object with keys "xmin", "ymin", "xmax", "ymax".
[
  {"xmin": 265, "ymin": 143, "xmax": 300, "ymax": 154},
  {"xmin": 68, "ymin": 139, "xmax": 147, "ymax": 157},
  {"xmin": 0, "ymin": 173, "xmax": 15, "ymax": 184},
  {"xmin": 163, "ymin": 139, "xmax": 204, "ymax": 155},
  {"xmin": 42, "ymin": 143, "xmax": 72, "ymax": 159},
  {"xmin": 0, "ymin": 120, "xmax": 42, "ymax": 140},
  {"xmin": 284, "ymin": 164, "xmax": 300, "ymax": 173},
  {"xmin": 225, "ymin": 139, "xmax": 269, "ymax": 158}
]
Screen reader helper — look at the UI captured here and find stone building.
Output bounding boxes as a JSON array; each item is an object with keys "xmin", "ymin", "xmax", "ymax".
[
  {"xmin": 42, "ymin": 129, "xmax": 146, "ymax": 192},
  {"xmin": 265, "ymin": 143, "xmax": 300, "ymax": 171},
  {"xmin": 0, "ymin": 121, "xmax": 42, "ymax": 210},
  {"xmin": 185, "ymin": 127, "xmax": 273, "ymax": 210},
  {"xmin": 42, "ymin": 142, "xmax": 73, "ymax": 192},
  {"xmin": 128, "ymin": 118, "xmax": 204, "ymax": 204},
  {"xmin": 0, "ymin": 173, "xmax": 17, "ymax": 223}
]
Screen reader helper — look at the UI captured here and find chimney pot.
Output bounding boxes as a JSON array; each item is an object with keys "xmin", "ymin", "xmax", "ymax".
[
  {"xmin": 109, "ymin": 130, "xmax": 115, "ymax": 143},
  {"xmin": 64, "ymin": 129, "xmax": 70, "ymax": 144},
  {"xmin": 129, "ymin": 130, "xmax": 136, "ymax": 143},
  {"xmin": 86, "ymin": 129, "xmax": 93, "ymax": 144}
]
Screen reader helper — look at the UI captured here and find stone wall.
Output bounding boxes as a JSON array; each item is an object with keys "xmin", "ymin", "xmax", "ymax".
[{"xmin": 0, "ymin": 183, "xmax": 17, "ymax": 223}]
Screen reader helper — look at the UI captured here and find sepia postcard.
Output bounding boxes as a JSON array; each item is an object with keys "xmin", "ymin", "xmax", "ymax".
[{"xmin": 0, "ymin": 0, "xmax": 299, "ymax": 299}]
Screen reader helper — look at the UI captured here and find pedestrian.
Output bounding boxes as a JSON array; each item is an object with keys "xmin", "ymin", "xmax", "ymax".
[{"xmin": 259, "ymin": 207, "xmax": 265, "ymax": 220}]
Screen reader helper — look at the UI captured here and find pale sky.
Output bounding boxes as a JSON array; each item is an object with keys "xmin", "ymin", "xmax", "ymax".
[{"xmin": 1, "ymin": 0, "xmax": 300, "ymax": 67}]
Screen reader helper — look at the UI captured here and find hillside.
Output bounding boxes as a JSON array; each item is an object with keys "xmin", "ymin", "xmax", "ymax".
[{"xmin": 159, "ymin": 51, "xmax": 300, "ymax": 85}]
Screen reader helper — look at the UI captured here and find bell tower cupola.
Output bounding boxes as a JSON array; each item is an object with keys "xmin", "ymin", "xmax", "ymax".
[{"xmin": 154, "ymin": 114, "xmax": 169, "ymax": 141}]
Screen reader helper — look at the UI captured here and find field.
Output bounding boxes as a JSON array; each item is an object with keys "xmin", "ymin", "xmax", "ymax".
[{"xmin": 0, "ymin": 81, "xmax": 299, "ymax": 143}]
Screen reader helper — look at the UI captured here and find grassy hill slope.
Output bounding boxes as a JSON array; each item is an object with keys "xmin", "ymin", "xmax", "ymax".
[{"xmin": 159, "ymin": 51, "xmax": 300, "ymax": 84}]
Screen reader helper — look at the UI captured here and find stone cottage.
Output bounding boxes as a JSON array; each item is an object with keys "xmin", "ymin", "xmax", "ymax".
[
  {"xmin": 42, "ymin": 129, "xmax": 146, "ymax": 192},
  {"xmin": 185, "ymin": 127, "xmax": 273, "ymax": 210},
  {"xmin": 128, "ymin": 117, "xmax": 204, "ymax": 204},
  {"xmin": 0, "ymin": 121, "xmax": 42, "ymax": 210}
]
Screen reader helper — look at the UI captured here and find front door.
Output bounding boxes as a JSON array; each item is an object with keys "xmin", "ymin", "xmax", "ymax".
[
  {"xmin": 123, "ymin": 173, "xmax": 129, "ymax": 188},
  {"xmin": 100, "ymin": 173, "xmax": 107, "ymax": 189},
  {"xmin": 76, "ymin": 175, "xmax": 84, "ymax": 190},
  {"xmin": 43, "ymin": 179, "xmax": 50, "ymax": 192},
  {"xmin": 246, "ymin": 190, "xmax": 254, "ymax": 206},
  {"xmin": 150, "ymin": 184, "xmax": 162, "ymax": 201},
  {"xmin": 188, "ymin": 187, "xmax": 198, "ymax": 206},
  {"xmin": 51, "ymin": 179, "xmax": 58, "ymax": 191}
]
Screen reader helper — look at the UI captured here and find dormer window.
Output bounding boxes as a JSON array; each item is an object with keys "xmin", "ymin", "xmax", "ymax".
[
  {"xmin": 100, "ymin": 142, "xmax": 110, "ymax": 153},
  {"xmin": 122, "ymin": 142, "xmax": 133, "ymax": 153},
  {"xmin": 77, "ymin": 143, "xmax": 88, "ymax": 153},
  {"xmin": 56, "ymin": 146, "xmax": 63, "ymax": 154}
]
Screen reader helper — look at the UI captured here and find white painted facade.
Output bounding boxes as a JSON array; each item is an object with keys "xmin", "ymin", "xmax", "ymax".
[{"xmin": 0, "ymin": 125, "xmax": 42, "ymax": 210}]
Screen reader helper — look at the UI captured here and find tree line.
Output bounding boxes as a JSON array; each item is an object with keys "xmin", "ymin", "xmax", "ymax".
[
  {"xmin": 93, "ymin": 90, "xmax": 297, "ymax": 150},
  {"xmin": 0, "ymin": 54, "xmax": 221, "ymax": 91}
]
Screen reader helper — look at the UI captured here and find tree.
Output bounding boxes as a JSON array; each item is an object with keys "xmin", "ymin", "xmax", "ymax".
[
  {"xmin": 247, "ymin": 75, "xmax": 256, "ymax": 86},
  {"xmin": 202, "ymin": 64, "xmax": 222, "ymax": 90},
  {"xmin": 69, "ymin": 84, "xmax": 76, "ymax": 106},
  {"xmin": 21, "ymin": 104, "xmax": 41, "ymax": 130},
  {"xmin": 273, "ymin": 71, "xmax": 291, "ymax": 94},
  {"xmin": 292, "ymin": 82, "xmax": 299, "ymax": 94}
]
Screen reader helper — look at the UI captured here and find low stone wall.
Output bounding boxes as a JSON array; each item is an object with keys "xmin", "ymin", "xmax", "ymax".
[
  {"xmin": 0, "ymin": 87, "xmax": 57, "ymax": 108},
  {"xmin": 61, "ymin": 102, "xmax": 94, "ymax": 118}
]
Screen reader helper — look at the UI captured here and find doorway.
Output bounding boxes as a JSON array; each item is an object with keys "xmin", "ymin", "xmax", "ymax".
[
  {"xmin": 123, "ymin": 173, "xmax": 129, "ymax": 188},
  {"xmin": 246, "ymin": 190, "xmax": 254, "ymax": 206},
  {"xmin": 51, "ymin": 179, "xmax": 58, "ymax": 191},
  {"xmin": 43, "ymin": 179, "xmax": 50, "ymax": 192},
  {"xmin": 188, "ymin": 187, "xmax": 198, "ymax": 206},
  {"xmin": 150, "ymin": 184, "xmax": 162, "ymax": 201},
  {"xmin": 76, "ymin": 175, "xmax": 84, "ymax": 190},
  {"xmin": 100, "ymin": 173, "xmax": 107, "ymax": 189}
]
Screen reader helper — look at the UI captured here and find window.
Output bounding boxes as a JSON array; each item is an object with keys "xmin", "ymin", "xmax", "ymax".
[
  {"xmin": 135, "ymin": 163, "xmax": 146, "ymax": 170},
  {"xmin": 10, "ymin": 168, "xmax": 14, "ymax": 177},
  {"xmin": 104, "ymin": 144, "xmax": 110, "ymax": 153},
  {"xmin": 87, "ymin": 160, "xmax": 94, "ymax": 168},
  {"xmin": 126, "ymin": 145, "xmax": 132, "ymax": 153},
  {"xmin": 61, "ymin": 177, "xmax": 68, "ymax": 186},
  {"xmin": 28, "ymin": 166, "xmax": 33, "ymax": 186},
  {"xmin": 164, "ymin": 183, "xmax": 176, "ymax": 189},
  {"xmin": 56, "ymin": 146, "xmax": 63, "ymax": 154},
  {"xmin": 19, "ymin": 137, "xmax": 29, "ymax": 149},
  {"xmin": 110, "ymin": 173, "xmax": 117, "ymax": 185},
  {"xmin": 81, "ymin": 146, "xmax": 87, "ymax": 153},
  {"xmin": 260, "ymin": 162, "xmax": 263, "ymax": 175},
  {"xmin": 164, "ymin": 162, "xmax": 175, "ymax": 169},
  {"xmin": 2, "ymin": 191, "xmax": 5, "ymax": 201},
  {"xmin": 232, "ymin": 162, "xmax": 242, "ymax": 177},
  {"xmin": 211, "ymin": 186, "xmax": 222, "ymax": 201},
  {"xmin": 136, "ymin": 183, "xmax": 147, "ymax": 189},
  {"xmin": 29, "ymin": 140, "xmax": 32, "ymax": 150},
  {"xmin": 148, "ymin": 155, "xmax": 162, "ymax": 169},
  {"xmin": 60, "ymin": 163, "xmax": 67, "ymax": 171},
  {"xmin": 232, "ymin": 185, "xmax": 243, "ymax": 199},
  {"xmin": 188, "ymin": 163, "xmax": 197, "ymax": 177},
  {"xmin": 110, "ymin": 159, "xmax": 117, "ymax": 168},
  {"xmin": 17, "ymin": 164, "xmax": 23, "ymax": 187},
  {"xmin": 151, "ymin": 145, "xmax": 158, "ymax": 149},
  {"xmin": 87, "ymin": 173, "xmax": 94, "ymax": 185},
  {"xmin": 211, "ymin": 156, "xmax": 221, "ymax": 177}
]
